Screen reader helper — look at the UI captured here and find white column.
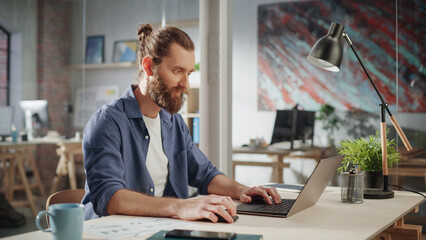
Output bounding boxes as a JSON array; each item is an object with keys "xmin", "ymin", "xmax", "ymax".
[
  {"xmin": 219, "ymin": 0, "xmax": 233, "ymax": 176},
  {"xmin": 199, "ymin": 0, "xmax": 232, "ymax": 175},
  {"xmin": 199, "ymin": 0, "xmax": 211, "ymax": 158},
  {"xmin": 10, "ymin": 34, "xmax": 23, "ymax": 132}
]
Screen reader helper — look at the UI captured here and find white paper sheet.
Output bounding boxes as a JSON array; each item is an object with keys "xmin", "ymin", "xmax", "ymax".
[{"xmin": 84, "ymin": 217, "xmax": 197, "ymax": 239}]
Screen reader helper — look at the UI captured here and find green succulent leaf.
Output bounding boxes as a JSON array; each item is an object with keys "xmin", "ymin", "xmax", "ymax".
[{"xmin": 337, "ymin": 129, "xmax": 400, "ymax": 173}]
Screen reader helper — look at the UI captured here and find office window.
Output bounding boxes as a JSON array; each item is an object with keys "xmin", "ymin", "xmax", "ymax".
[{"xmin": 0, "ymin": 26, "xmax": 9, "ymax": 106}]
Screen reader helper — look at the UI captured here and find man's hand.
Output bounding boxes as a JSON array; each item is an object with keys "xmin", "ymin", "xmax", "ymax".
[
  {"xmin": 175, "ymin": 195, "xmax": 236, "ymax": 223},
  {"xmin": 239, "ymin": 186, "xmax": 282, "ymax": 205}
]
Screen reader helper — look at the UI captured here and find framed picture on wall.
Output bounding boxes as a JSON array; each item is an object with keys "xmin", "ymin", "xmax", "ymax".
[
  {"xmin": 112, "ymin": 40, "xmax": 138, "ymax": 62},
  {"xmin": 85, "ymin": 35, "xmax": 104, "ymax": 64}
]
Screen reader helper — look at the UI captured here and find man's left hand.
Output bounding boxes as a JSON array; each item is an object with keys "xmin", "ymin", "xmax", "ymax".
[{"xmin": 239, "ymin": 186, "xmax": 282, "ymax": 205}]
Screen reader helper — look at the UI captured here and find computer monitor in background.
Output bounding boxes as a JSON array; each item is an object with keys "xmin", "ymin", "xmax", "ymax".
[
  {"xmin": 270, "ymin": 108, "xmax": 315, "ymax": 149},
  {"xmin": 0, "ymin": 106, "xmax": 14, "ymax": 141},
  {"xmin": 295, "ymin": 110, "xmax": 315, "ymax": 144},
  {"xmin": 20, "ymin": 100, "xmax": 50, "ymax": 139},
  {"xmin": 270, "ymin": 109, "xmax": 296, "ymax": 146}
]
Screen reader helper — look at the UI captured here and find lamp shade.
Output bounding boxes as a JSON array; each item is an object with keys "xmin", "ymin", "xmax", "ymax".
[{"xmin": 307, "ymin": 22, "xmax": 345, "ymax": 72}]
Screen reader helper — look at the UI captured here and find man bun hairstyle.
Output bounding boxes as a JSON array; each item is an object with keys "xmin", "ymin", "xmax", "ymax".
[
  {"xmin": 137, "ymin": 24, "xmax": 153, "ymax": 48},
  {"xmin": 136, "ymin": 23, "xmax": 194, "ymax": 76}
]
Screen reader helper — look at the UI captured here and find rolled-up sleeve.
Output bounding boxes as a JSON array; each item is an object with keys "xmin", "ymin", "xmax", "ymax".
[{"xmin": 83, "ymin": 110, "xmax": 126, "ymax": 217}]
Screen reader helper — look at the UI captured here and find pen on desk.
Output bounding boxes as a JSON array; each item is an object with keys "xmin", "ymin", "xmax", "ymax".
[
  {"xmin": 347, "ymin": 169, "xmax": 353, "ymax": 202},
  {"xmin": 354, "ymin": 165, "xmax": 358, "ymax": 201},
  {"xmin": 347, "ymin": 167, "xmax": 357, "ymax": 203}
]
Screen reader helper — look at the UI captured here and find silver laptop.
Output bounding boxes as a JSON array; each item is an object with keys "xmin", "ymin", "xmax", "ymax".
[{"xmin": 237, "ymin": 155, "xmax": 343, "ymax": 218}]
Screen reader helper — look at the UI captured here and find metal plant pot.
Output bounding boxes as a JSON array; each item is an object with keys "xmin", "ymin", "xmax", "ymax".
[{"xmin": 364, "ymin": 171, "xmax": 383, "ymax": 190}]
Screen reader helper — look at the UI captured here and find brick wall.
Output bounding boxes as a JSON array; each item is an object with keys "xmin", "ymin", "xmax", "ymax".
[
  {"xmin": 37, "ymin": 0, "xmax": 73, "ymax": 190},
  {"xmin": 0, "ymin": 30, "xmax": 8, "ymax": 106},
  {"xmin": 37, "ymin": 0, "xmax": 71, "ymax": 136}
]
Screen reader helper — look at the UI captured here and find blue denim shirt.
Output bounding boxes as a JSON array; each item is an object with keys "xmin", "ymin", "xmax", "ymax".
[{"xmin": 82, "ymin": 85, "xmax": 223, "ymax": 220}]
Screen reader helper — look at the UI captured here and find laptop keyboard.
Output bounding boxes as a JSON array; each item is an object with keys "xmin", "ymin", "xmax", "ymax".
[{"xmin": 252, "ymin": 199, "xmax": 296, "ymax": 213}]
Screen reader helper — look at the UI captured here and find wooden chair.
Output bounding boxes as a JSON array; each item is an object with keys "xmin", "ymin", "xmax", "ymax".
[
  {"xmin": 45, "ymin": 189, "xmax": 85, "ymax": 227},
  {"xmin": 46, "ymin": 189, "xmax": 85, "ymax": 210}
]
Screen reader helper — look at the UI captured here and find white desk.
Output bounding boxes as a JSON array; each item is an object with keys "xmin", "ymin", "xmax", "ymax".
[{"xmin": 5, "ymin": 187, "xmax": 425, "ymax": 240}]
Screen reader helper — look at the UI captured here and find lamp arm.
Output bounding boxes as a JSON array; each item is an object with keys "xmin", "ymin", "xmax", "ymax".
[
  {"xmin": 343, "ymin": 33, "xmax": 412, "ymax": 152},
  {"xmin": 343, "ymin": 33, "xmax": 389, "ymax": 113},
  {"xmin": 389, "ymin": 115, "xmax": 412, "ymax": 151}
]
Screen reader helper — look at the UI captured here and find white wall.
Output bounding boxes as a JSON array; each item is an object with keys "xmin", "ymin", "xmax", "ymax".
[
  {"xmin": 232, "ymin": 0, "xmax": 298, "ymax": 148},
  {"xmin": 0, "ymin": 0, "xmax": 37, "ymax": 100},
  {"xmin": 0, "ymin": 0, "xmax": 38, "ymax": 131},
  {"xmin": 231, "ymin": 0, "xmax": 318, "ymax": 186}
]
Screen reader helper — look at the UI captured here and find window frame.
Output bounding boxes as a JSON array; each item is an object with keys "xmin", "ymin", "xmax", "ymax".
[{"xmin": 0, "ymin": 25, "xmax": 10, "ymax": 106}]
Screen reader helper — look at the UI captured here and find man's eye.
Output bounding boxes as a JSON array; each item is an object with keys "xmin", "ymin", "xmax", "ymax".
[{"xmin": 174, "ymin": 70, "xmax": 181, "ymax": 74}]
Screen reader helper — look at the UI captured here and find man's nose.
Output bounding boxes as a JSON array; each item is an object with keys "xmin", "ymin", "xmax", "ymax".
[{"xmin": 179, "ymin": 75, "xmax": 190, "ymax": 90}]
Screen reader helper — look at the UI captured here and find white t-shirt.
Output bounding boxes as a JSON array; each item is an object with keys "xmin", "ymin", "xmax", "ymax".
[{"xmin": 142, "ymin": 114, "xmax": 169, "ymax": 197}]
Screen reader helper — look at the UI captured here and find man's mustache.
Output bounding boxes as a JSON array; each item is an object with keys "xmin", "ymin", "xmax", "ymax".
[{"xmin": 166, "ymin": 86, "xmax": 189, "ymax": 96}]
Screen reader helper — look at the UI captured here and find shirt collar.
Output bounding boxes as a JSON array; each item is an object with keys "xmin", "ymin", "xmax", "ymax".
[
  {"xmin": 159, "ymin": 108, "xmax": 172, "ymax": 128},
  {"xmin": 123, "ymin": 85, "xmax": 172, "ymax": 128},
  {"xmin": 122, "ymin": 85, "xmax": 144, "ymax": 119}
]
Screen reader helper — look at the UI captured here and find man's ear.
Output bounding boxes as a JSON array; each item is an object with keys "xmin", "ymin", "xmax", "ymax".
[{"xmin": 142, "ymin": 57, "xmax": 154, "ymax": 76}]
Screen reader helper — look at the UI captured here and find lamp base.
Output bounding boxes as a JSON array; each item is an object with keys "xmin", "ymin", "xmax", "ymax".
[{"xmin": 364, "ymin": 189, "xmax": 394, "ymax": 199}]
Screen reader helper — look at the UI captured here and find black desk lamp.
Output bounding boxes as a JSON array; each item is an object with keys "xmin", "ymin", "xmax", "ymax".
[{"xmin": 306, "ymin": 22, "xmax": 412, "ymax": 199}]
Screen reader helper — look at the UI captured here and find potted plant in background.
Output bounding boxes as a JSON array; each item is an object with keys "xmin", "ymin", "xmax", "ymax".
[
  {"xmin": 316, "ymin": 103, "xmax": 341, "ymax": 146},
  {"xmin": 337, "ymin": 130, "xmax": 400, "ymax": 189}
]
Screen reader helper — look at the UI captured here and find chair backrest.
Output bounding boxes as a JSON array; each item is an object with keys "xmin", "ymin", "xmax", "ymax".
[{"xmin": 46, "ymin": 189, "xmax": 85, "ymax": 211}]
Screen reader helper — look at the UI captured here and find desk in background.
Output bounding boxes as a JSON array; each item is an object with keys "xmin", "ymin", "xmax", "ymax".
[
  {"xmin": 0, "ymin": 151, "xmax": 38, "ymax": 216},
  {"xmin": 0, "ymin": 141, "xmax": 49, "ymax": 216},
  {"xmin": 389, "ymin": 147, "xmax": 426, "ymax": 187},
  {"xmin": 50, "ymin": 140, "xmax": 83, "ymax": 194},
  {"xmin": 5, "ymin": 187, "xmax": 425, "ymax": 240},
  {"xmin": 0, "ymin": 141, "xmax": 47, "ymax": 197},
  {"xmin": 233, "ymin": 144, "xmax": 332, "ymax": 183},
  {"xmin": 0, "ymin": 139, "xmax": 82, "ymax": 215}
]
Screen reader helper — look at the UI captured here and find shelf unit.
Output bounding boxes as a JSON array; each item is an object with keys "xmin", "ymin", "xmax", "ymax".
[
  {"xmin": 181, "ymin": 83, "xmax": 200, "ymax": 145},
  {"xmin": 68, "ymin": 18, "xmax": 198, "ymax": 70},
  {"xmin": 68, "ymin": 62, "xmax": 138, "ymax": 70}
]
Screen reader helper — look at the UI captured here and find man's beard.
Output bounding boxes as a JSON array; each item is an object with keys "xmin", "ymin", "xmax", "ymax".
[{"xmin": 148, "ymin": 72, "xmax": 189, "ymax": 115}]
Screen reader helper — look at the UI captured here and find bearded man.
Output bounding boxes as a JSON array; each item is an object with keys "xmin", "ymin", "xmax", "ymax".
[{"xmin": 81, "ymin": 23, "xmax": 281, "ymax": 223}]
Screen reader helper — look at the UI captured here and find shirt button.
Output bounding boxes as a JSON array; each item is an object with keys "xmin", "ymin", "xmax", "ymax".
[
  {"xmin": 145, "ymin": 135, "xmax": 149, "ymax": 139},
  {"xmin": 150, "ymin": 188, "xmax": 154, "ymax": 193}
]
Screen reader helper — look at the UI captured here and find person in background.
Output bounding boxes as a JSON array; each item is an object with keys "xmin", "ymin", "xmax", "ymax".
[{"xmin": 81, "ymin": 23, "xmax": 281, "ymax": 223}]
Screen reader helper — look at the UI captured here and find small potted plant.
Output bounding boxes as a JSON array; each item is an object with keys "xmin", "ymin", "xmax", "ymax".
[
  {"xmin": 316, "ymin": 104, "xmax": 340, "ymax": 146},
  {"xmin": 337, "ymin": 130, "xmax": 400, "ymax": 189}
]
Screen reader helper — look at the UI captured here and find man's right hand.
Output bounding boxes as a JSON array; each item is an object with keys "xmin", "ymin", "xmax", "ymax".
[{"xmin": 175, "ymin": 194, "xmax": 236, "ymax": 223}]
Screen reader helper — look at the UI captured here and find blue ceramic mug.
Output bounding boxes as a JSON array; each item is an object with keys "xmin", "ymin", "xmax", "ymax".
[{"xmin": 36, "ymin": 203, "xmax": 84, "ymax": 240}]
